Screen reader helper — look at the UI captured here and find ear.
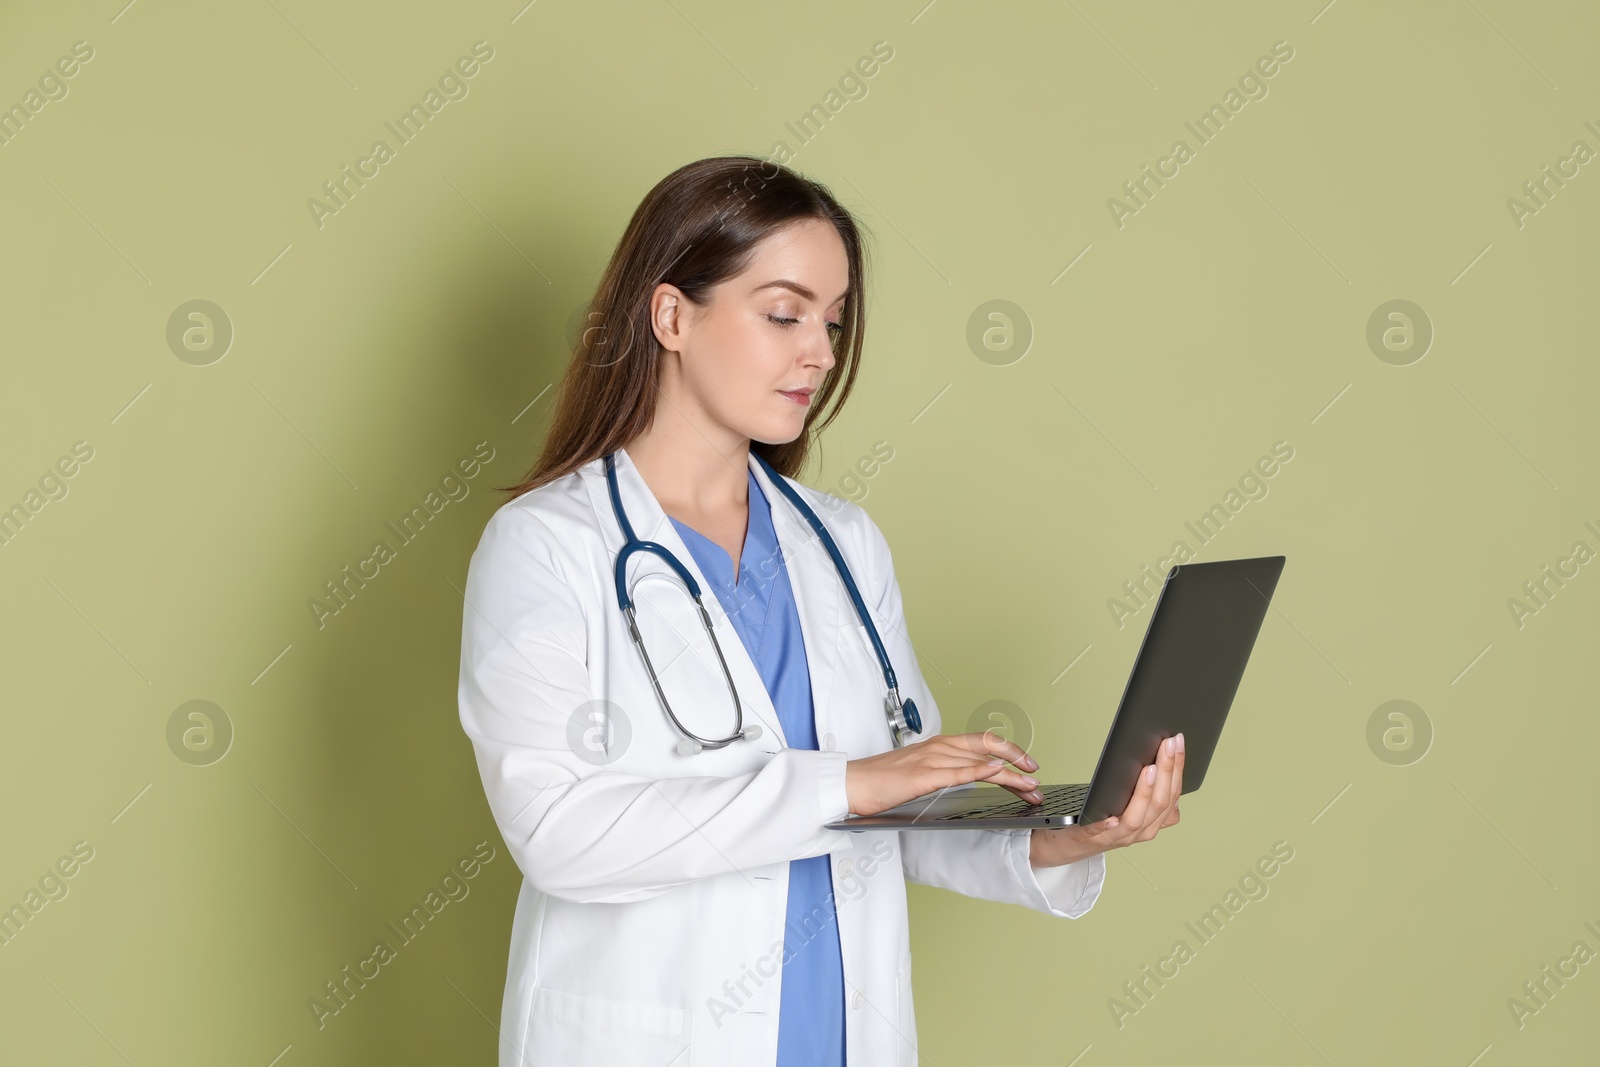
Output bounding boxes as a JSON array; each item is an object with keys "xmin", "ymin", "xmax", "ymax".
[{"xmin": 649, "ymin": 282, "xmax": 691, "ymax": 353}]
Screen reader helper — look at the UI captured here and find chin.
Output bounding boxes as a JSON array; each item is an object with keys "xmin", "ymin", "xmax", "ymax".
[{"xmin": 745, "ymin": 418, "xmax": 806, "ymax": 448}]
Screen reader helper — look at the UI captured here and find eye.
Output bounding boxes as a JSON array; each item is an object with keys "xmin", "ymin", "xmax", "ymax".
[{"xmin": 767, "ymin": 314, "xmax": 845, "ymax": 337}]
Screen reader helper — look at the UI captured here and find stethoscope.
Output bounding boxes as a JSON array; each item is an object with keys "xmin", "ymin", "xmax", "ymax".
[{"xmin": 604, "ymin": 450, "xmax": 922, "ymax": 756}]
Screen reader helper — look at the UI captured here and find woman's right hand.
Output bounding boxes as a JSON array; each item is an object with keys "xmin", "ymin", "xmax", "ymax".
[{"xmin": 844, "ymin": 732, "xmax": 1042, "ymax": 817}]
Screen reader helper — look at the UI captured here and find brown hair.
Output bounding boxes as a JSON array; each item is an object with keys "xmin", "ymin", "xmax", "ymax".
[{"xmin": 495, "ymin": 155, "xmax": 872, "ymax": 499}]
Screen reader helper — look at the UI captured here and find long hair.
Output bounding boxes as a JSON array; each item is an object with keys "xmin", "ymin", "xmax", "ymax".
[{"xmin": 495, "ymin": 155, "xmax": 871, "ymax": 499}]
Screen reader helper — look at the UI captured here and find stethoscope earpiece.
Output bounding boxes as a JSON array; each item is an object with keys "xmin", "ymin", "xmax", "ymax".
[{"xmin": 676, "ymin": 725, "xmax": 758, "ymax": 757}]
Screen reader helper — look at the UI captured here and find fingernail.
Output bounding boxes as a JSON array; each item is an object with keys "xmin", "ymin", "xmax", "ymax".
[
  {"xmin": 1023, "ymin": 756, "xmax": 1038, "ymax": 771},
  {"xmin": 1145, "ymin": 764, "xmax": 1156, "ymax": 783},
  {"xmin": 1021, "ymin": 776, "xmax": 1038, "ymax": 789},
  {"xmin": 1177, "ymin": 732, "xmax": 1185, "ymax": 752},
  {"xmin": 1165, "ymin": 737, "xmax": 1174, "ymax": 755}
]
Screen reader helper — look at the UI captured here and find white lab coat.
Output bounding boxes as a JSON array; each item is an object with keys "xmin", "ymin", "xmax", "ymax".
[{"xmin": 457, "ymin": 447, "xmax": 1106, "ymax": 1066}]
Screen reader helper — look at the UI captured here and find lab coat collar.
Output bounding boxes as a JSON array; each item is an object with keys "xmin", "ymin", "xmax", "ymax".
[{"xmin": 576, "ymin": 446, "xmax": 843, "ymax": 753}]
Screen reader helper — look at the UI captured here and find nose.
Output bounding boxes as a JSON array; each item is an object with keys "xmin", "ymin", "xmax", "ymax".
[{"xmin": 806, "ymin": 322, "xmax": 839, "ymax": 372}]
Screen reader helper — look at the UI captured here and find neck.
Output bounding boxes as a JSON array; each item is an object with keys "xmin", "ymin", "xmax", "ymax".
[{"xmin": 624, "ymin": 380, "xmax": 750, "ymax": 515}]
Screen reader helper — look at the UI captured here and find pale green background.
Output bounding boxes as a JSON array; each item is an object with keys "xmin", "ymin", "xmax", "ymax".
[{"xmin": 2, "ymin": 0, "xmax": 1597, "ymax": 1063}]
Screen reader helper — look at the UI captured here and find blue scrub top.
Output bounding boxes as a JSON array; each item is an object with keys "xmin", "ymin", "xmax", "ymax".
[{"xmin": 668, "ymin": 467, "xmax": 847, "ymax": 1067}]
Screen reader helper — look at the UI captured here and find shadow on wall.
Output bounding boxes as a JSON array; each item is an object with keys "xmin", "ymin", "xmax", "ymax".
[{"xmin": 288, "ymin": 204, "xmax": 595, "ymax": 1063}]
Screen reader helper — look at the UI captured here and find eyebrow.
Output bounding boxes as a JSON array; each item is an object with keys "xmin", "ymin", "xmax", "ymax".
[{"xmin": 749, "ymin": 279, "xmax": 849, "ymax": 305}]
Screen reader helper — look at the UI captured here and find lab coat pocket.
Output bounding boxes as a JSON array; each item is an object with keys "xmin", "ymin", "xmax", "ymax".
[
  {"xmin": 524, "ymin": 985, "xmax": 691, "ymax": 1066},
  {"xmin": 853, "ymin": 621, "xmax": 876, "ymax": 662},
  {"xmin": 894, "ymin": 961, "xmax": 917, "ymax": 1067}
]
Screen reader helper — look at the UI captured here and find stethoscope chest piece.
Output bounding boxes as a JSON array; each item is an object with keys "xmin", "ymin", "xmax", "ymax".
[{"xmin": 886, "ymin": 692, "xmax": 922, "ymax": 748}]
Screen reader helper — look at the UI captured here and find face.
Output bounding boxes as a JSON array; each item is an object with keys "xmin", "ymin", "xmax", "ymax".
[{"xmin": 650, "ymin": 217, "xmax": 849, "ymax": 447}]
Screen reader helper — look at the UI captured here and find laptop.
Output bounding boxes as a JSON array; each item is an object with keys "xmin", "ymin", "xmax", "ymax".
[{"xmin": 826, "ymin": 554, "xmax": 1285, "ymax": 831}]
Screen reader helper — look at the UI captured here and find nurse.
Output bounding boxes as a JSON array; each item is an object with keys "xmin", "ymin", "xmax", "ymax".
[{"xmin": 457, "ymin": 155, "xmax": 1184, "ymax": 1067}]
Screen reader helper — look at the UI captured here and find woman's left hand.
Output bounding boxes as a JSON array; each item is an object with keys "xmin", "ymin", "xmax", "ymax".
[{"xmin": 1028, "ymin": 732, "xmax": 1185, "ymax": 869}]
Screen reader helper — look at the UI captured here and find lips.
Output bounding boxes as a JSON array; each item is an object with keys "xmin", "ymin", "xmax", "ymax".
[{"xmin": 779, "ymin": 388, "xmax": 814, "ymax": 406}]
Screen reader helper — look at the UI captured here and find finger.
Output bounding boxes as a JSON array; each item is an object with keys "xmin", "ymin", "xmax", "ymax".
[
  {"xmin": 1133, "ymin": 739, "xmax": 1182, "ymax": 840},
  {"xmin": 947, "ymin": 732, "xmax": 1038, "ymax": 773},
  {"xmin": 1160, "ymin": 746, "xmax": 1185, "ymax": 828},
  {"xmin": 953, "ymin": 756, "xmax": 1036, "ymax": 786},
  {"xmin": 990, "ymin": 784, "xmax": 1045, "ymax": 805},
  {"xmin": 927, "ymin": 742, "xmax": 1040, "ymax": 797},
  {"xmin": 941, "ymin": 733, "xmax": 995, "ymax": 757},
  {"xmin": 1085, "ymin": 813, "xmax": 1134, "ymax": 849},
  {"xmin": 1147, "ymin": 735, "xmax": 1181, "ymax": 813},
  {"xmin": 940, "ymin": 729, "xmax": 1030, "ymax": 771},
  {"xmin": 921, "ymin": 749, "xmax": 1030, "ymax": 773},
  {"xmin": 1151, "ymin": 738, "xmax": 1185, "ymax": 830},
  {"xmin": 919, "ymin": 752, "xmax": 1010, "ymax": 770},
  {"xmin": 938, "ymin": 759, "xmax": 1008, "ymax": 792},
  {"xmin": 1139, "ymin": 735, "xmax": 1182, "ymax": 821},
  {"xmin": 1086, "ymin": 814, "xmax": 1121, "ymax": 837},
  {"xmin": 971, "ymin": 730, "xmax": 1037, "ymax": 771},
  {"xmin": 996, "ymin": 779, "xmax": 1044, "ymax": 804},
  {"xmin": 1118, "ymin": 759, "xmax": 1160, "ymax": 830},
  {"xmin": 961, "ymin": 757, "xmax": 1042, "ymax": 804}
]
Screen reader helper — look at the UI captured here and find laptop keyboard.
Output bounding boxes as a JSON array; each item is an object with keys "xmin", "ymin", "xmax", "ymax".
[{"xmin": 940, "ymin": 783, "xmax": 1090, "ymax": 821}]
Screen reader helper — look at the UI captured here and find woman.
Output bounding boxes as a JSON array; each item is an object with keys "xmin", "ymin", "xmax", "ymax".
[{"xmin": 457, "ymin": 155, "xmax": 1184, "ymax": 1066}]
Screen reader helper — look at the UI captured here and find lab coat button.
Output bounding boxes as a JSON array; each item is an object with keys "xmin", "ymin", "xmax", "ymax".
[
  {"xmin": 823, "ymin": 733, "xmax": 835, "ymax": 750},
  {"xmin": 851, "ymin": 990, "xmax": 865, "ymax": 1010}
]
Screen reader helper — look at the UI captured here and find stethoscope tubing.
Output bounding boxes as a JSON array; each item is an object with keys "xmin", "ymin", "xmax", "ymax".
[
  {"xmin": 604, "ymin": 450, "xmax": 919, "ymax": 752},
  {"xmin": 750, "ymin": 452, "xmax": 900, "ymax": 695}
]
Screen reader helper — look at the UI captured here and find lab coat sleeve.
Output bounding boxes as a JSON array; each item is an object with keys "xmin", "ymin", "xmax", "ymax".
[
  {"xmin": 854, "ymin": 508, "xmax": 1107, "ymax": 920},
  {"xmin": 457, "ymin": 505, "xmax": 854, "ymax": 905}
]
